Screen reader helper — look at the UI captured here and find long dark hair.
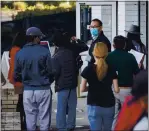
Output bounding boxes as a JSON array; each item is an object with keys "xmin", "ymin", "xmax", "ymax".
[
  {"xmin": 126, "ymin": 33, "xmax": 145, "ymax": 53},
  {"xmin": 11, "ymin": 30, "xmax": 26, "ymax": 49},
  {"xmin": 128, "ymin": 70, "xmax": 148, "ymax": 105}
]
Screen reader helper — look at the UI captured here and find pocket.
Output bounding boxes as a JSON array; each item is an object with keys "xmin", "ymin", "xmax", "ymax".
[
  {"xmin": 23, "ymin": 90, "xmax": 34, "ymax": 103},
  {"xmin": 88, "ymin": 106, "xmax": 96, "ymax": 118}
]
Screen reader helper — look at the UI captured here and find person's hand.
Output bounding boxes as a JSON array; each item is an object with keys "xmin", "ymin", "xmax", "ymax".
[
  {"xmin": 71, "ymin": 36, "xmax": 77, "ymax": 41},
  {"xmin": 138, "ymin": 63, "xmax": 142, "ymax": 69},
  {"xmin": 14, "ymin": 82, "xmax": 23, "ymax": 88}
]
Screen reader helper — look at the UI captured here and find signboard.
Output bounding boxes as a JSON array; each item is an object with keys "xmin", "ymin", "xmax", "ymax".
[{"xmin": 129, "ymin": 49, "xmax": 144, "ymax": 64}]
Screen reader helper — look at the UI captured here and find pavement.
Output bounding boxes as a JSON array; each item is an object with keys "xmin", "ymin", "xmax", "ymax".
[
  {"xmin": 50, "ymin": 96, "xmax": 89, "ymax": 131},
  {"xmin": 49, "ymin": 85, "xmax": 89, "ymax": 131}
]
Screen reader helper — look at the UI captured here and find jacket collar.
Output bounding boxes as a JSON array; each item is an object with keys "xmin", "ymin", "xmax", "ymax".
[{"xmin": 24, "ymin": 42, "xmax": 39, "ymax": 47}]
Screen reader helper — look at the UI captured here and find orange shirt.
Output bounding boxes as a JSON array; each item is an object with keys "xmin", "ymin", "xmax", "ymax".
[
  {"xmin": 114, "ymin": 95, "xmax": 148, "ymax": 131},
  {"xmin": 8, "ymin": 46, "xmax": 23, "ymax": 87}
]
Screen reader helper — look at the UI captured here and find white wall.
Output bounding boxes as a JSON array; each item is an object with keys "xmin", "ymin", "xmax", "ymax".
[
  {"xmin": 148, "ymin": 1, "xmax": 149, "ymax": 50},
  {"xmin": 118, "ymin": 2, "xmax": 126, "ymax": 36},
  {"xmin": 140, "ymin": 1, "xmax": 146, "ymax": 45},
  {"xmin": 140, "ymin": 1, "xmax": 147, "ymax": 68},
  {"xmin": 125, "ymin": 1, "xmax": 139, "ymax": 30},
  {"xmin": 91, "ymin": 5, "xmax": 112, "ymax": 42},
  {"xmin": 118, "ymin": 1, "xmax": 139, "ymax": 36}
]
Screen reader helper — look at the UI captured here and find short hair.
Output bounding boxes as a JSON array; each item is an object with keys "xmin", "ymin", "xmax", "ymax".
[
  {"xmin": 26, "ymin": 35, "xmax": 39, "ymax": 43},
  {"xmin": 113, "ymin": 35, "xmax": 127, "ymax": 49},
  {"xmin": 91, "ymin": 19, "xmax": 103, "ymax": 26}
]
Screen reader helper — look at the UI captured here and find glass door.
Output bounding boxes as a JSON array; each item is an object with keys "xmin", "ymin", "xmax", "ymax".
[
  {"xmin": 76, "ymin": 2, "xmax": 117, "ymax": 97},
  {"xmin": 76, "ymin": 2, "xmax": 116, "ymax": 44}
]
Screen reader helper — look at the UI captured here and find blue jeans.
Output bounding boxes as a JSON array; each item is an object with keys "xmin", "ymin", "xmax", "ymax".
[
  {"xmin": 88, "ymin": 105, "xmax": 115, "ymax": 131},
  {"xmin": 56, "ymin": 88, "xmax": 77, "ymax": 131},
  {"xmin": 23, "ymin": 87, "xmax": 52, "ymax": 131}
]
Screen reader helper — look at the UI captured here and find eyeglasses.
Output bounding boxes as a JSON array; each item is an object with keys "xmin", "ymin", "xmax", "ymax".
[{"xmin": 89, "ymin": 25, "xmax": 101, "ymax": 29}]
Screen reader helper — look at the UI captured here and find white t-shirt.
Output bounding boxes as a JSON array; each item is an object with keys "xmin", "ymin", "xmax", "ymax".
[{"xmin": 133, "ymin": 116, "xmax": 148, "ymax": 130}]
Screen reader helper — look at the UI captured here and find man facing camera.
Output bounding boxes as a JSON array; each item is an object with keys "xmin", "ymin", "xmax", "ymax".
[{"xmin": 88, "ymin": 19, "xmax": 111, "ymax": 65}]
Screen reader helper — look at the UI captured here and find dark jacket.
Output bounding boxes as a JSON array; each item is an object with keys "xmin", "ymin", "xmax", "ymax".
[
  {"xmin": 53, "ymin": 39, "xmax": 88, "ymax": 74},
  {"xmin": 14, "ymin": 43, "xmax": 53, "ymax": 89},
  {"xmin": 88, "ymin": 31, "xmax": 111, "ymax": 64},
  {"xmin": 67, "ymin": 39, "xmax": 89, "ymax": 72},
  {"xmin": 52, "ymin": 47, "xmax": 77, "ymax": 92}
]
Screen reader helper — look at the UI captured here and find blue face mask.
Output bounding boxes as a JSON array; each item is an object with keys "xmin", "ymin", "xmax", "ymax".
[{"xmin": 90, "ymin": 28, "xmax": 99, "ymax": 40}]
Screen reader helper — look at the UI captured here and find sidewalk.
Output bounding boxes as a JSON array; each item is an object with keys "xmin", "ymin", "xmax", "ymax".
[{"xmin": 50, "ymin": 88, "xmax": 89, "ymax": 130}]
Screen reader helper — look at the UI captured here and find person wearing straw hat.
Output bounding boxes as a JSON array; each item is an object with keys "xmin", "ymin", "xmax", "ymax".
[{"xmin": 125, "ymin": 24, "xmax": 147, "ymax": 69}]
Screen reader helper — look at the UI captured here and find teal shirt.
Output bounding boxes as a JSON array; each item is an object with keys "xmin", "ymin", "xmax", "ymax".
[{"xmin": 106, "ymin": 49, "xmax": 139, "ymax": 87}]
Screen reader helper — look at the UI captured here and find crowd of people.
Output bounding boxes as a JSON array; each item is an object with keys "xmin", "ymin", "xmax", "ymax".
[{"xmin": 7, "ymin": 18, "xmax": 148, "ymax": 131}]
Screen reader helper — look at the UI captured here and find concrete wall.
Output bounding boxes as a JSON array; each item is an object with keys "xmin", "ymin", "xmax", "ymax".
[{"xmin": 2, "ymin": 89, "xmax": 18, "ymax": 112}]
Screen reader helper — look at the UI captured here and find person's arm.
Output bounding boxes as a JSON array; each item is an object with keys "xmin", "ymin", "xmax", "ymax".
[
  {"xmin": 139, "ymin": 45, "xmax": 147, "ymax": 69},
  {"xmin": 81, "ymin": 66, "xmax": 90, "ymax": 92},
  {"xmin": 14, "ymin": 54, "xmax": 22, "ymax": 83},
  {"xmin": 107, "ymin": 41, "xmax": 111, "ymax": 52},
  {"xmin": 1, "ymin": 72, "xmax": 6, "ymax": 86},
  {"xmin": 111, "ymin": 69, "xmax": 119, "ymax": 93},
  {"xmin": 108, "ymin": 58, "xmax": 119, "ymax": 93},
  {"xmin": 71, "ymin": 37, "xmax": 89, "ymax": 53},
  {"xmin": 76, "ymin": 39, "xmax": 89, "ymax": 53},
  {"xmin": 51, "ymin": 55, "xmax": 61, "ymax": 80},
  {"xmin": 46, "ymin": 52, "xmax": 54, "ymax": 83},
  {"xmin": 8, "ymin": 47, "xmax": 20, "ymax": 84},
  {"xmin": 113, "ymin": 79, "xmax": 119, "ymax": 93},
  {"xmin": 131, "ymin": 55, "xmax": 140, "ymax": 75},
  {"xmin": 80, "ymin": 78, "xmax": 88, "ymax": 92},
  {"xmin": 104, "ymin": 38, "xmax": 111, "ymax": 52},
  {"xmin": 139, "ymin": 54, "xmax": 145, "ymax": 69}
]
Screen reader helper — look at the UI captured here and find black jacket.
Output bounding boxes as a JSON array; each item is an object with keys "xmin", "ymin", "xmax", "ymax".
[
  {"xmin": 52, "ymin": 48, "xmax": 77, "ymax": 92},
  {"xmin": 88, "ymin": 31, "xmax": 111, "ymax": 64},
  {"xmin": 52, "ymin": 39, "xmax": 88, "ymax": 92}
]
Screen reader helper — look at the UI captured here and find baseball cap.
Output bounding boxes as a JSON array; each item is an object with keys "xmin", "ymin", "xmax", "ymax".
[{"xmin": 26, "ymin": 27, "xmax": 45, "ymax": 38}]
